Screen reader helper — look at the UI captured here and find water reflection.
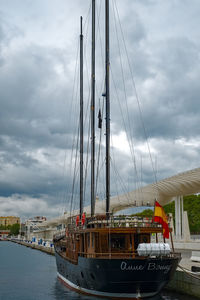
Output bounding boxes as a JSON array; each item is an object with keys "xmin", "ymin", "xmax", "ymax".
[
  {"xmin": 1, "ymin": 242, "xmax": 198, "ymax": 300},
  {"xmin": 52, "ymin": 279, "xmax": 200, "ymax": 300},
  {"xmin": 52, "ymin": 279, "xmax": 165, "ymax": 300}
]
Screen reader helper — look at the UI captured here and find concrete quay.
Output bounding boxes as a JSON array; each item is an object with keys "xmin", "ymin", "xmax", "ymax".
[
  {"xmin": 166, "ymin": 247, "xmax": 200, "ymax": 299},
  {"xmin": 11, "ymin": 239, "xmax": 55, "ymax": 255},
  {"xmin": 174, "ymin": 240, "xmax": 200, "ymax": 251}
]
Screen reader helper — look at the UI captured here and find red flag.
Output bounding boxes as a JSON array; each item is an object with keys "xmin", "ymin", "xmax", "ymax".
[{"xmin": 154, "ymin": 201, "xmax": 169, "ymax": 239}]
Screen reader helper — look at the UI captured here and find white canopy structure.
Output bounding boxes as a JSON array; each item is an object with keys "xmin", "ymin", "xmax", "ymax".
[
  {"xmin": 40, "ymin": 167, "xmax": 200, "ymax": 227},
  {"xmin": 106, "ymin": 167, "xmax": 200, "ymax": 213}
]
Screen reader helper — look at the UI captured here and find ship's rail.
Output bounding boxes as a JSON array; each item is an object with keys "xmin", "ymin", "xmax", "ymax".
[
  {"xmin": 67, "ymin": 215, "xmax": 164, "ymax": 230},
  {"xmin": 79, "ymin": 251, "xmax": 181, "ymax": 259},
  {"xmin": 53, "ymin": 230, "xmax": 65, "ymax": 242}
]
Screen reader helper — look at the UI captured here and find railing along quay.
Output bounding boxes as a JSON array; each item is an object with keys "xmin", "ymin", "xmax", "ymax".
[{"xmin": 11, "ymin": 239, "xmax": 55, "ymax": 255}]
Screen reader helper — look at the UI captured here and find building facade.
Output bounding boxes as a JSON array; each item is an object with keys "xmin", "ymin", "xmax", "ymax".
[
  {"xmin": 24, "ymin": 216, "xmax": 47, "ymax": 240},
  {"xmin": 0, "ymin": 216, "xmax": 20, "ymax": 226},
  {"xmin": 0, "ymin": 230, "xmax": 10, "ymax": 239}
]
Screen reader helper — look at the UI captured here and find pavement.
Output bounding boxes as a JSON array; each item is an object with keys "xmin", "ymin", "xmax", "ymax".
[{"xmin": 176, "ymin": 249, "xmax": 200, "ymax": 271}]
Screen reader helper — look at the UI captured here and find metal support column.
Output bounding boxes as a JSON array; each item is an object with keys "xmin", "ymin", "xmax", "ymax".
[
  {"xmin": 175, "ymin": 195, "xmax": 184, "ymax": 240},
  {"xmin": 181, "ymin": 195, "xmax": 184, "ymax": 239}
]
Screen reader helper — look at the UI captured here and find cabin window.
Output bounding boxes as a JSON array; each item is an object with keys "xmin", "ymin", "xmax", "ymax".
[
  {"xmin": 134, "ymin": 234, "xmax": 140, "ymax": 250},
  {"xmin": 92, "ymin": 233, "xmax": 95, "ymax": 248},
  {"xmin": 81, "ymin": 235, "xmax": 84, "ymax": 252},
  {"xmin": 100, "ymin": 234, "xmax": 108, "ymax": 252},
  {"xmin": 111, "ymin": 234, "xmax": 125, "ymax": 250},
  {"xmin": 140, "ymin": 234, "xmax": 150, "ymax": 244},
  {"xmin": 95, "ymin": 233, "xmax": 99, "ymax": 250},
  {"xmin": 129, "ymin": 234, "xmax": 133, "ymax": 250},
  {"xmin": 87, "ymin": 233, "xmax": 90, "ymax": 247}
]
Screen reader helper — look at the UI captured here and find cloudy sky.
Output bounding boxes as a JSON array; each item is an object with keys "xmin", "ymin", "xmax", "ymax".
[{"xmin": 0, "ymin": 0, "xmax": 200, "ymax": 220}]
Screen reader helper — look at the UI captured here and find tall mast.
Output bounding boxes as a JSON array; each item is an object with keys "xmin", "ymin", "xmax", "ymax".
[
  {"xmin": 80, "ymin": 16, "xmax": 83, "ymax": 218},
  {"xmin": 91, "ymin": 0, "xmax": 96, "ymax": 216},
  {"xmin": 105, "ymin": 0, "xmax": 110, "ymax": 218}
]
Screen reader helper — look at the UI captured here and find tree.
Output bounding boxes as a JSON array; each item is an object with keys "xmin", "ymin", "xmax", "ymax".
[
  {"xmin": 164, "ymin": 195, "xmax": 200, "ymax": 234},
  {"xmin": 10, "ymin": 223, "xmax": 20, "ymax": 235}
]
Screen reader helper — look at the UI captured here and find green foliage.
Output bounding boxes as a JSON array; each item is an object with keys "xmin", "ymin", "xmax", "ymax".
[
  {"xmin": 131, "ymin": 209, "xmax": 154, "ymax": 218},
  {"xmin": 10, "ymin": 223, "xmax": 20, "ymax": 235},
  {"xmin": 184, "ymin": 195, "xmax": 200, "ymax": 233},
  {"xmin": 0, "ymin": 223, "xmax": 20, "ymax": 235},
  {"xmin": 0, "ymin": 225, "xmax": 7, "ymax": 230},
  {"xmin": 164, "ymin": 195, "xmax": 200, "ymax": 234}
]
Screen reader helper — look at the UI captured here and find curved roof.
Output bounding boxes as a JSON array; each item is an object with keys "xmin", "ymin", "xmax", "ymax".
[
  {"xmin": 40, "ymin": 167, "xmax": 200, "ymax": 227},
  {"xmin": 96, "ymin": 167, "xmax": 200, "ymax": 214}
]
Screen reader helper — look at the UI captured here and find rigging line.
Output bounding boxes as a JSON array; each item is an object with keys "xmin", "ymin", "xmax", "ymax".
[
  {"xmin": 111, "ymin": 159, "xmax": 133, "ymax": 204},
  {"xmin": 110, "ymin": 139, "xmax": 131, "ymax": 203},
  {"xmin": 68, "ymin": 76, "xmax": 80, "ymax": 204},
  {"xmin": 114, "ymin": 0, "xmax": 159, "ymax": 195},
  {"xmin": 83, "ymin": 113, "xmax": 91, "ymax": 208},
  {"xmin": 98, "ymin": 157, "xmax": 106, "ymax": 198},
  {"xmin": 81, "ymin": 13, "xmax": 92, "ymax": 209},
  {"xmin": 83, "ymin": 2, "xmax": 92, "ymax": 31},
  {"xmin": 83, "ymin": 5, "xmax": 92, "ymax": 130},
  {"xmin": 95, "ymin": 97, "xmax": 104, "ymax": 198},
  {"xmin": 110, "ymin": 134, "xmax": 131, "ymax": 203},
  {"xmin": 110, "ymin": 66, "xmax": 141, "ymax": 196},
  {"xmin": 72, "ymin": 167, "xmax": 81, "ymax": 213},
  {"xmin": 71, "ymin": 166, "xmax": 80, "ymax": 213},
  {"xmin": 83, "ymin": 36, "xmax": 91, "ymax": 129},
  {"xmin": 112, "ymin": 167, "xmax": 121, "ymax": 210},
  {"xmin": 94, "ymin": 4, "xmax": 105, "ymax": 202},
  {"xmin": 68, "ymin": 10, "xmax": 92, "ymax": 215},
  {"xmin": 62, "ymin": 37, "xmax": 80, "ymax": 213},
  {"xmin": 111, "ymin": 0, "xmax": 135, "ymax": 162},
  {"xmin": 178, "ymin": 265, "xmax": 200, "ymax": 280},
  {"xmin": 139, "ymin": 155, "xmax": 145, "ymax": 204},
  {"xmin": 68, "ymin": 42, "xmax": 80, "ymax": 174},
  {"xmin": 112, "ymin": 1, "xmax": 143, "ymax": 197},
  {"xmin": 70, "ymin": 124, "xmax": 80, "ymax": 217},
  {"xmin": 110, "ymin": 134, "xmax": 123, "ymax": 207},
  {"xmin": 83, "ymin": 4, "xmax": 91, "ymax": 80},
  {"xmin": 82, "ymin": 23, "xmax": 91, "ymax": 195},
  {"xmin": 95, "ymin": 0, "xmax": 105, "ymax": 99}
]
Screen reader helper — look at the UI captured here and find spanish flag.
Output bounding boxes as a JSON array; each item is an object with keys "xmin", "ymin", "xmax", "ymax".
[{"xmin": 153, "ymin": 201, "xmax": 169, "ymax": 239}]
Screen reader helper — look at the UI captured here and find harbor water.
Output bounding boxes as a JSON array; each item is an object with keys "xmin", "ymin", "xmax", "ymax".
[{"xmin": 0, "ymin": 241, "xmax": 198, "ymax": 300}]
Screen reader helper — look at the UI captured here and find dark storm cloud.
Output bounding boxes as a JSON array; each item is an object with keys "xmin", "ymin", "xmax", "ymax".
[
  {"xmin": 0, "ymin": 0, "xmax": 199, "ymax": 218},
  {"xmin": 135, "ymin": 37, "xmax": 200, "ymax": 140},
  {"xmin": 0, "ymin": 44, "xmax": 78, "ymax": 149}
]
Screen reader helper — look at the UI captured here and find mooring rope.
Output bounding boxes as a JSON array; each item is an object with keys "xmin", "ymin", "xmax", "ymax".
[{"xmin": 177, "ymin": 264, "xmax": 200, "ymax": 280}]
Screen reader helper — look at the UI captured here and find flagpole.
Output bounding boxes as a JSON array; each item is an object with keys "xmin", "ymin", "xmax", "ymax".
[
  {"xmin": 153, "ymin": 199, "xmax": 156, "ymax": 223},
  {"xmin": 153, "ymin": 199, "xmax": 157, "ymax": 242},
  {"xmin": 170, "ymin": 230, "xmax": 174, "ymax": 252}
]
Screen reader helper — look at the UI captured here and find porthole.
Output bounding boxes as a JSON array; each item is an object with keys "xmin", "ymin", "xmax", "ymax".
[{"xmin": 90, "ymin": 273, "xmax": 95, "ymax": 280}]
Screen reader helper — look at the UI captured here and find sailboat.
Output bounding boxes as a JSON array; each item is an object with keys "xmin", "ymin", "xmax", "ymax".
[{"xmin": 53, "ymin": 0, "xmax": 181, "ymax": 298}]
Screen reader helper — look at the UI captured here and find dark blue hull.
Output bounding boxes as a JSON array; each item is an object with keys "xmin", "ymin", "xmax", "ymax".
[{"xmin": 55, "ymin": 250, "xmax": 180, "ymax": 298}]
